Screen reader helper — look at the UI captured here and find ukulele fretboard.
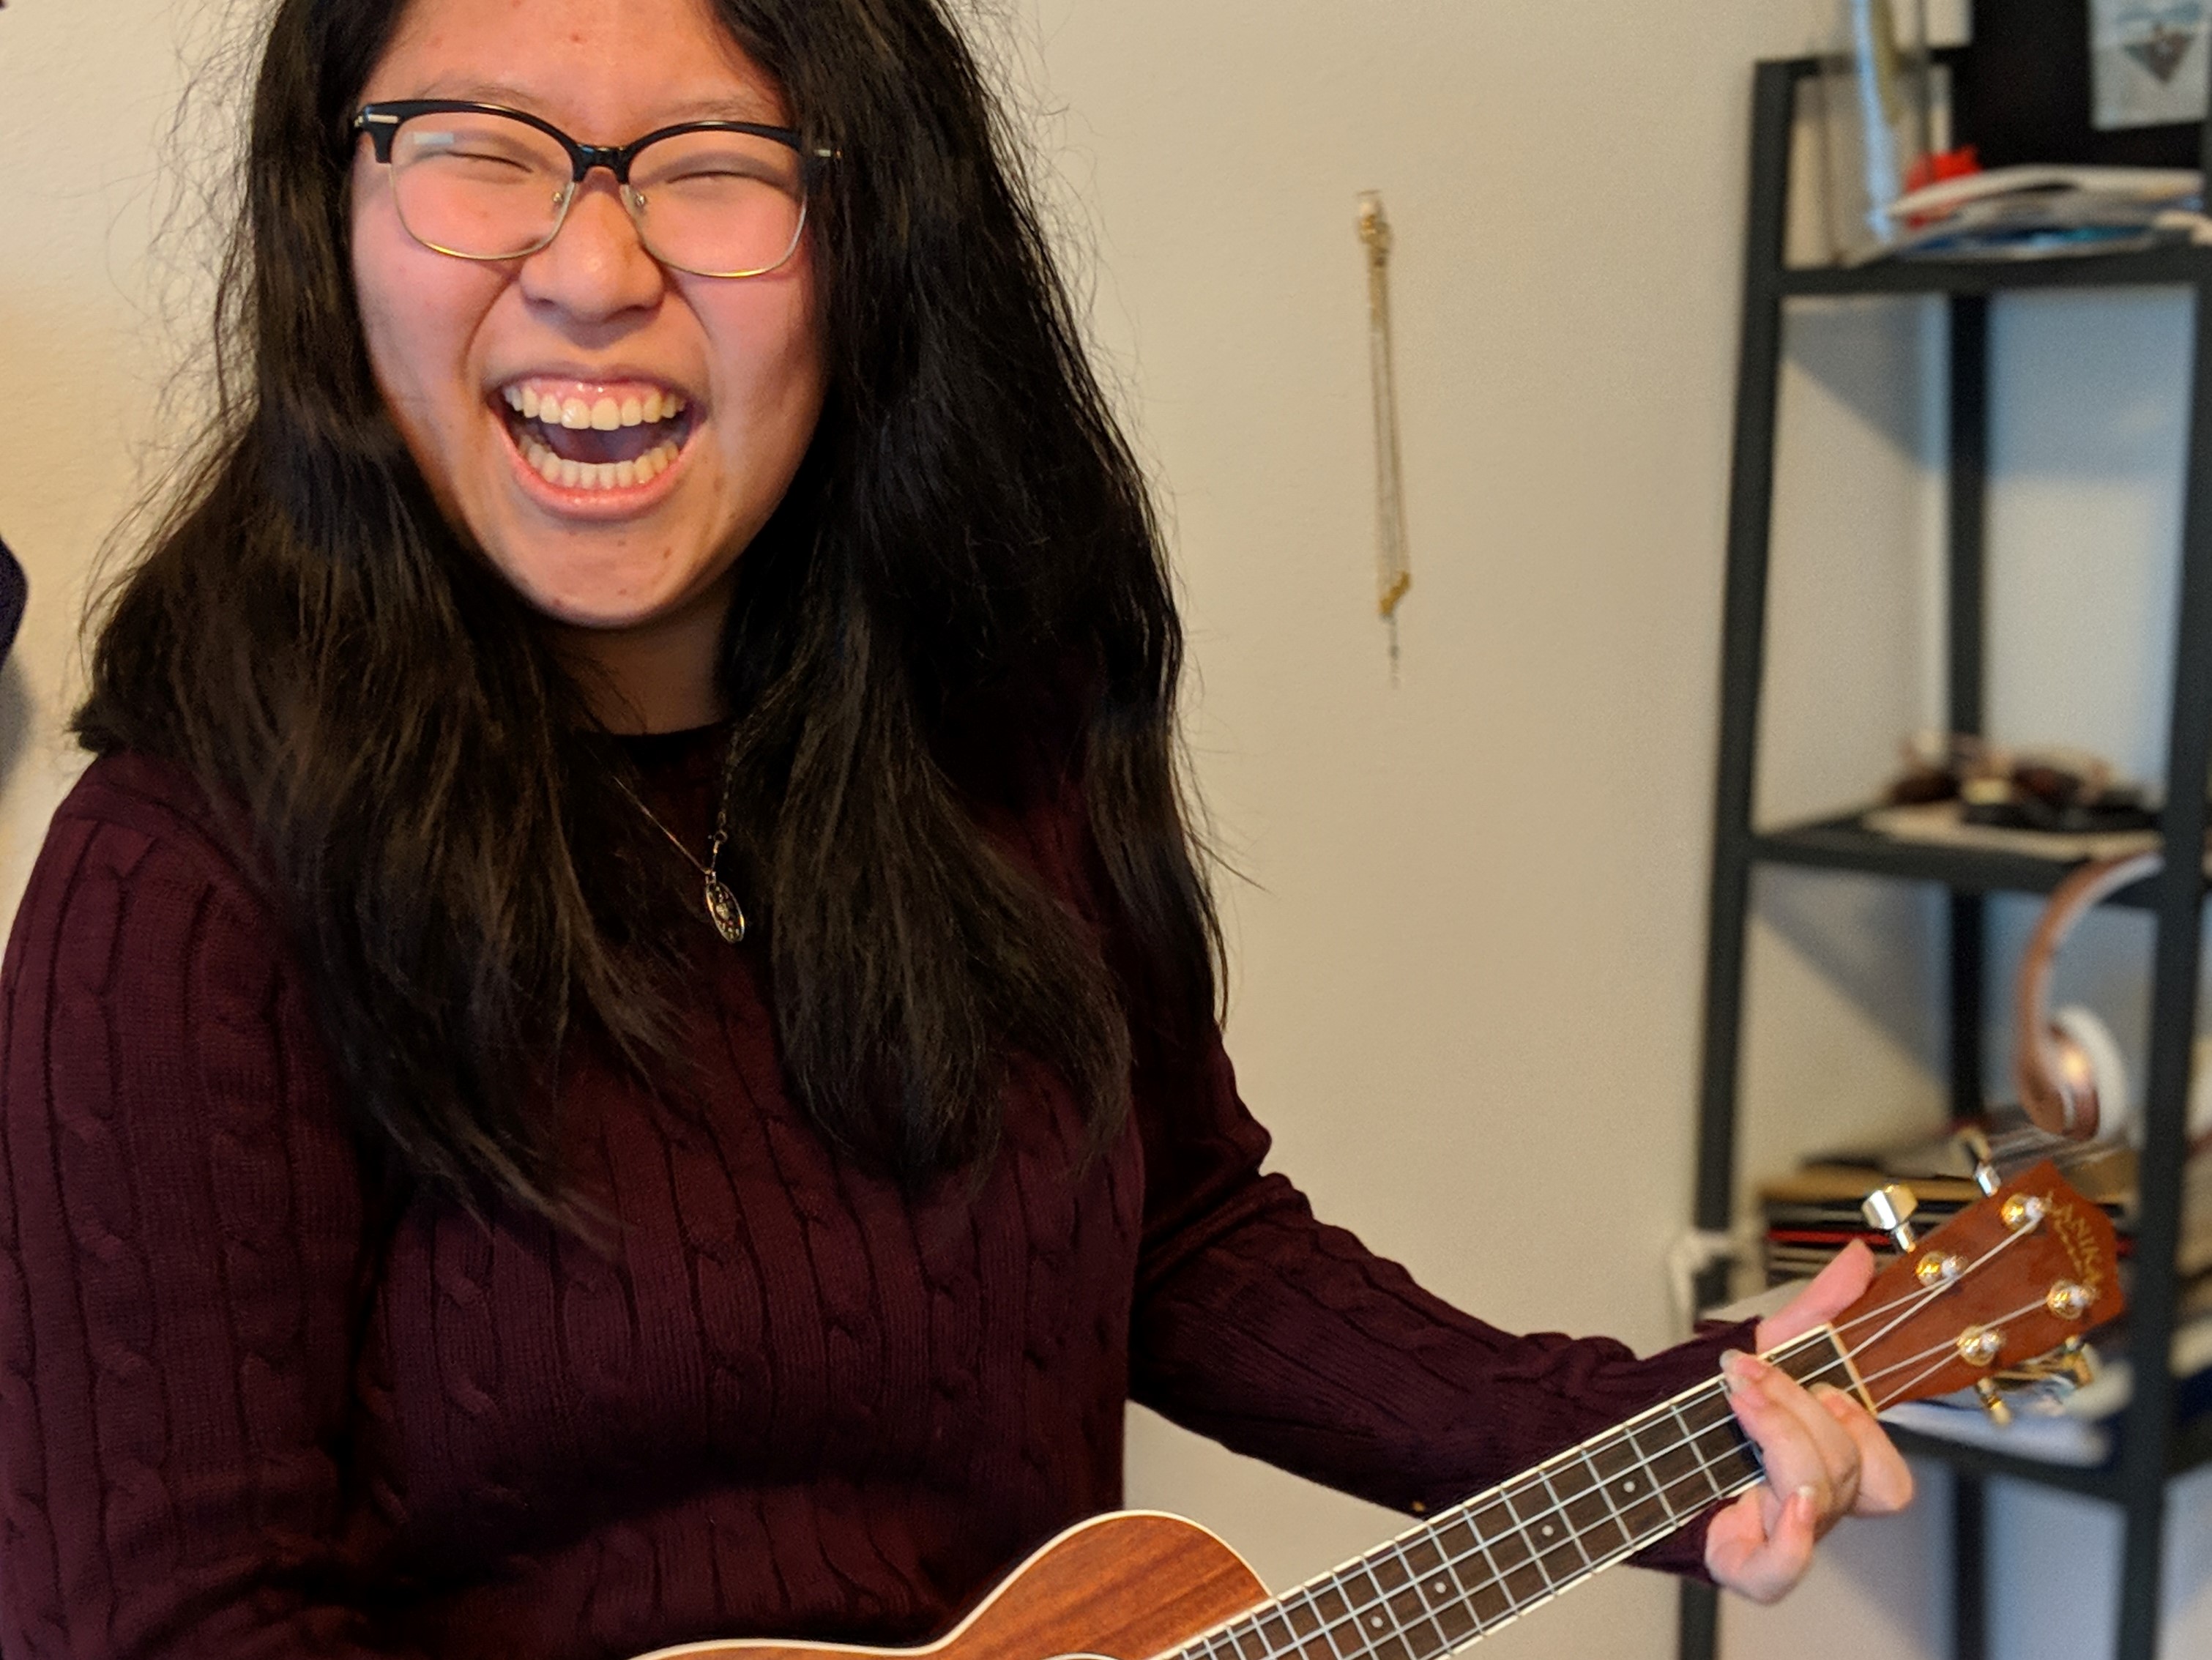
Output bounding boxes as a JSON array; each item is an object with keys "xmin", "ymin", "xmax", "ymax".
[{"xmin": 1168, "ymin": 1329, "xmax": 1852, "ymax": 1660}]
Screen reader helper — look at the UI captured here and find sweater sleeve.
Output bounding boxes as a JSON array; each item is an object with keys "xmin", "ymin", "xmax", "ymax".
[
  {"xmin": 1125, "ymin": 1027, "xmax": 1751, "ymax": 1577},
  {"xmin": 0, "ymin": 763, "xmax": 414, "ymax": 1659}
]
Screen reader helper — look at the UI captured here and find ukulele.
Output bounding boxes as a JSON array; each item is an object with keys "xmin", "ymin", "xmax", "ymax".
[{"xmin": 638, "ymin": 1161, "xmax": 2121, "ymax": 1660}]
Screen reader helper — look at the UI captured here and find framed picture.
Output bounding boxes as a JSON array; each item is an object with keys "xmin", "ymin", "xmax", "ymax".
[{"xmin": 1967, "ymin": 0, "xmax": 2206, "ymax": 166}]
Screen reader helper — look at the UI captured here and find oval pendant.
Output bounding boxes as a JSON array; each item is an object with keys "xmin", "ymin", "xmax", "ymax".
[{"xmin": 703, "ymin": 874, "xmax": 747, "ymax": 945}]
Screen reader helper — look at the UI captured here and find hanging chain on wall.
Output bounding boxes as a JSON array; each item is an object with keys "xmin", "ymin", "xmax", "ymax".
[{"xmin": 1358, "ymin": 190, "xmax": 1412, "ymax": 681}]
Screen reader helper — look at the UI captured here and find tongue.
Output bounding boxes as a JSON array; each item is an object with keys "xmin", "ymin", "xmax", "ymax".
[{"xmin": 532, "ymin": 417, "xmax": 671, "ymax": 465}]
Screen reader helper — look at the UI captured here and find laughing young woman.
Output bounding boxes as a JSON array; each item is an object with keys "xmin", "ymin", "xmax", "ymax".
[{"xmin": 0, "ymin": 1, "xmax": 1907, "ymax": 1656}]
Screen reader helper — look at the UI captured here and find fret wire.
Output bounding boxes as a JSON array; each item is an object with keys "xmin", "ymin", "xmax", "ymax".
[
  {"xmin": 1380, "ymin": 1536, "xmax": 1453, "ymax": 1659},
  {"xmin": 1308, "ymin": 1579, "xmax": 1350, "ymax": 1660},
  {"xmin": 1305, "ymin": 1584, "xmax": 1351, "ymax": 1660},
  {"xmin": 1519, "ymin": 1476, "xmax": 1571, "ymax": 1600},
  {"xmin": 1497, "ymin": 1475, "xmax": 1558, "ymax": 1597},
  {"xmin": 1325, "ymin": 1522, "xmax": 1525, "ymax": 1659},
  {"xmin": 1667, "ymin": 1401, "xmax": 1728, "ymax": 1506},
  {"xmin": 1437, "ymin": 1508, "xmax": 1516, "ymax": 1632},
  {"xmin": 1274, "ymin": 1588, "xmax": 1330, "ymax": 1660},
  {"xmin": 1204, "ymin": 1339, "xmax": 1857, "ymax": 1660},
  {"xmin": 1327, "ymin": 1567, "xmax": 1380, "ymax": 1655},
  {"xmin": 1295, "ymin": 1586, "xmax": 1340, "ymax": 1660},
  {"xmin": 1213, "ymin": 1413, "xmax": 1764, "ymax": 1660},
  {"xmin": 1403, "ymin": 1532, "xmax": 1477, "ymax": 1646},
  {"xmin": 1324, "ymin": 1568, "xmax": 1368, "ymax": 1660},
  {"xmin": 1530, "ymin": 1470, "xmax": 1592, "ymax": 1574},
  {"xmin": 1276, "ymin": 1380, "xmax": 1756, "ymax": 1660},
  {"xmin": 1582, "ymin": 1444, "xmax": 1634, "ymax": 1548},
  {"xmin": 1248, "ymin": 1620, "xmax": 1286, "ymax": 1660},
  {"xmin": 1425, "ymin": 1522, "xmax": 1489, "ymax": 1642}
]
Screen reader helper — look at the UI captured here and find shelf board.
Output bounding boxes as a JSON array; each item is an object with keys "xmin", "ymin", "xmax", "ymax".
[
  {"xmin": 1888, "ymin": 1424, "xmax": 2122, "ymax": 1498},
  {"xmin": 1749, "ymin": 814, "xmax": 2168, "ymax": 903},
  {"xmin": 1885, "ymin": 1412, "xmax": 2212, "ymax": 1495},
  {"xmin": 1779, "ymin": 245, "xmax": 2212, "ymax": 299}
]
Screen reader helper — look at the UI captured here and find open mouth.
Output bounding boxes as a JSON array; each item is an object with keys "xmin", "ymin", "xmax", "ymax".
[{"xmin": 497, "ymin": 381, "xmax": 697, "ymax": 493}]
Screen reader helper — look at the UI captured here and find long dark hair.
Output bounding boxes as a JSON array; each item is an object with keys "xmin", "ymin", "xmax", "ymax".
[{"xmin": 78, "ymin": 0, "xmax": 1220, "ymax": 1210}]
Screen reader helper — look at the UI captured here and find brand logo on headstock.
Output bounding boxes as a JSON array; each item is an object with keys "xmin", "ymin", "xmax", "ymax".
[{"xmin": 2045, "ymin": 1192, "xmax": 2106, "ymax": 1303}]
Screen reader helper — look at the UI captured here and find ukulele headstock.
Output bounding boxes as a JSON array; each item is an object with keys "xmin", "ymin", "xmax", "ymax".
[{"xmin": 1836, "ymin": 1161, "xmax": 2124, "ymax": 1413}]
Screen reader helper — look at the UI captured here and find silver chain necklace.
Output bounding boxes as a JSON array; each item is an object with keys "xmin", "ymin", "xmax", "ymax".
[{"xmin": 612, "ymin": 771, "xmax": 747, "ymax": 945}]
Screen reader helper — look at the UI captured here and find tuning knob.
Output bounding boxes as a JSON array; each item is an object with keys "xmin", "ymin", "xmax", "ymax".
[
  {"xmin": 1960, "ymin": 1126, "xmax": 2003, "ymax": 1196},
  {"xmin": 1862, "ymin": 1183, "xmax": 1921, "ymax": 1252},
  {"xmin": 1973, "ymin": 1377, "xmax": 2014, "ymax": 1426},
  {"xmin": 2058, "ymin": 1337, "xmax": 2097, "ymax": 1391}
]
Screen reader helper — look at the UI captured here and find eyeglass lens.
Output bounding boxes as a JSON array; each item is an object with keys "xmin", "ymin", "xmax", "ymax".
[{"xmin": 387, "ymin": 110, "xmax": 806, "ymax": 278}]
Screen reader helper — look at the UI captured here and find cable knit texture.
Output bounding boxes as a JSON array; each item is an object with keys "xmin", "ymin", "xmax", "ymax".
[{"xmin": 0, "ymin": 737, "xmax": 1743, "ymax": 1660}]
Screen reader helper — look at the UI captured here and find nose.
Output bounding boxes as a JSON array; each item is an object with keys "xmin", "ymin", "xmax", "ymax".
[{"xmin": 516, "ymin": 174, "xmax": 666, "ymax": 322}]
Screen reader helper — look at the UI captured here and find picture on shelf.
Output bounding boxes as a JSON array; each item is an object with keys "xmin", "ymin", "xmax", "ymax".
[{"xmin": 2093, "ymin": 0, "xmax": 2211, "ymax": 130}]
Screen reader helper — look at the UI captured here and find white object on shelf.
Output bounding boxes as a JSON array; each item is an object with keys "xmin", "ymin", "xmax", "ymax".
[{"xmin": 1887, "ymin": 164, "xmax": 2203, "ymax": 222}]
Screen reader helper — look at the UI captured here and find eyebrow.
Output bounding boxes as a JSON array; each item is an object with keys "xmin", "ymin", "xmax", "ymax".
[{"xmin": 412, "ymin": 80, "xmax": 785, "ymax": 127}]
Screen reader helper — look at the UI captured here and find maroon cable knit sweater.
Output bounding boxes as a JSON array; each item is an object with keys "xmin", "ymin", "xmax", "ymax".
[{"xmin": 0, "ymin": 733, "xmax": 1743, "ymax": 1660}]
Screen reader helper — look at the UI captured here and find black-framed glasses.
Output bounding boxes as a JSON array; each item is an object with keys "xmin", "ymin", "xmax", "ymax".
[{"xmin": 352, "ymin": 100, "xmax": 834, "ymax": 278}]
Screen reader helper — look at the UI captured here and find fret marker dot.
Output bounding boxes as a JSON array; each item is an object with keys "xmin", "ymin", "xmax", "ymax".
[
  {"xmin": 1541, "ymin": 1525, "xmax": 1555, "ymax": 1538},
  {"xmin": 1431, "ymin": 1582, "xmax": 1446, "ymax": 1596},
  {"xmin": 1370, "ymin": 1618, "xmax": 1384, "ymax": 1631},
  {"xmin": 1623, "ymin": 1481, "xmax": 1637, "ymax": 1493}
]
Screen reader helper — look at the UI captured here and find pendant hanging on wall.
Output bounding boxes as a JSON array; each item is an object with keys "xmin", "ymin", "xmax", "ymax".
[{"xmin": 1358, "ymin": 191, "xmax": 1412, "ymax": 682}]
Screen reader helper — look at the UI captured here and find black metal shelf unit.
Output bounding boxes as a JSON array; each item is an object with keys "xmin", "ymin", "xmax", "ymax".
[{"xmin": 1681, "ymin": 53, "xmax": 2212, "ymax": 1660}]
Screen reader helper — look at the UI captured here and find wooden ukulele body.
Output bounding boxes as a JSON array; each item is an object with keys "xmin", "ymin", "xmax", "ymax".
[{"xmin": 636, "ymin": 1512, "xmax": 1269, "ymax": 1660}]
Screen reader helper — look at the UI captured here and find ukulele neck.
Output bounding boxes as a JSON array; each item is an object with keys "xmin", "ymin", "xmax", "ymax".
[{"xmin": 1169, "ymin": 1328, "xmax": 1853, "ymax": 1660}]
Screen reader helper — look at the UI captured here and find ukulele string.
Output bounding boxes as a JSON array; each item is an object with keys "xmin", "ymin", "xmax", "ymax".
[
  {"xmin": 1844, "ymin": 1292, "xmax": 2063, "ymax": 1411},
  {"xmin": 1381, "ymin": 1320, "xmax": 2001, "ymax": 1631},
  {"xmin": 1846, "ymin": 1292, "xmax": 2058, "ymax": 1403},
  {"xmin": 1826, "ymin": 1218, "xmax": 2041, "ymax": 1355},
  {"xmin": 1206, "ymin": 1410, "xmax": 1779, "ymax": 1660},
  {"xmin": 1214, "ymin": 1254, "xmax": 2082, "ymax": 1660},
  {"xmin": 1207, "ymin": 1348, "xmax": 1859, "ymax": 1660}
]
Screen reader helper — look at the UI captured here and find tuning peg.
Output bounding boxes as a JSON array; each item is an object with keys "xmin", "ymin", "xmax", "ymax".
[
  {"xmin": 1973, "ymin": 1377, "xmax": 2014, "ymax": 1426},
  {"xmin": 1960, "ymin": 1126, "xmax": 2002, "ymax": 1196},
  {"xmin": 1862, "ymin": 1183, "xmax": 1921, "ymax": 1252},
  {"xmin": 2058, "ymin": 1336, "xmax": 2097, "ymax": 1391}
]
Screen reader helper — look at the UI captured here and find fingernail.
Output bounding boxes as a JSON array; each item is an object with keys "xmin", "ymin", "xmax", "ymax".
[
  {"xmin": 1722, "ymin": 1350, "xmax": 1768, "ymax": 1388},
  {"xmin": 1794, "ymin": 1484, "xmax": 1819, "ymax": 1516}
]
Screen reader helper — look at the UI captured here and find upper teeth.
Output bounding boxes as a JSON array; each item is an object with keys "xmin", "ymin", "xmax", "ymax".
[{"xmin": 503, "ymin": 385, "xmax": 687, "ymax": 427}]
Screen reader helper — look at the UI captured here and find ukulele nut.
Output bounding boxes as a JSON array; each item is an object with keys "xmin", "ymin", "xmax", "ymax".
[
  {"xmin": 2001, "ymin": 1194, "xmax": 2048, "ymax": 1233},
  {"xmin": 2046, "ymin": 1281, "xmax": 2093, "ymax": 1321},
  {"xmin": 1955, "ymin": 1326, "xmax": 2004, "ymax": 1368},
  {"xmin": 1915, "ymin": 1252, "xmax": 1962, "ymax": 1287}
]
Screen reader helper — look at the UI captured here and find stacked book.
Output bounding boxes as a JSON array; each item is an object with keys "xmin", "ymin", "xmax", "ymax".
[
  {"xmin": 1759, "ymin": 1139, "xmax": 2141, "ymax": 1287},
  {"xmin": 1882, "ymin": 165, "xmax": 2206, "ymax": 261}
]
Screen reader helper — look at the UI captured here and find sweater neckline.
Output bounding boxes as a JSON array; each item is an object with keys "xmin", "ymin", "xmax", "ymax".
[{"xmin": 612, "ymin": 721, "xmax": 731, "ymax": 784}]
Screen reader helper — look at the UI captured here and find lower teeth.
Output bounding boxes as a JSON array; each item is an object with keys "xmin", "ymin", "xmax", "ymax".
[{"xmin": 518, "ymin": 435, "xmax": 678, "ymax": 491}]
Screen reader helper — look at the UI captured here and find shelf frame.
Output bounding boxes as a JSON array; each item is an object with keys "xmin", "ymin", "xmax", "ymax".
[
  {"xmin": 1749, "ymin": 815, "xmax": 2170, "ymax": 901},
  {"xmin": 1684, "ymin": 50, "xmax": 2212, "ymax": 1660}
]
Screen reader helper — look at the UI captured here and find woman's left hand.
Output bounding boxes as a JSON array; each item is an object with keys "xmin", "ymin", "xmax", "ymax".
[{"xmin": 1701, "ymin": 1241, "xmax": 1916, "ymax": 1603}]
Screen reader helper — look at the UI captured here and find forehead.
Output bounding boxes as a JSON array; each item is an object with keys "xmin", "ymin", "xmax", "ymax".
[{"xmin": 362, "ymin": 0, "xmax": 788, "ymax": 130}]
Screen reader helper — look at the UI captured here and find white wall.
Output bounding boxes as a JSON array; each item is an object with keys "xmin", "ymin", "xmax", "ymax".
[{"xmin": 2, "ymin": 1, "xmax": 2208, "ymax": 1657}]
